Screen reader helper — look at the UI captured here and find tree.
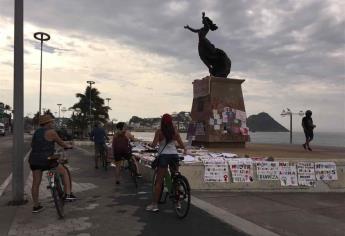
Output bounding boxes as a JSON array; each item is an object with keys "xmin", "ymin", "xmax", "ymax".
[
  {"xmin": 32, "ymin": 109, "xmax": 55, "ymax": 126},
  {"xmin": 70, "ymin": 86, "xmax": 109, "ymax": 135}
]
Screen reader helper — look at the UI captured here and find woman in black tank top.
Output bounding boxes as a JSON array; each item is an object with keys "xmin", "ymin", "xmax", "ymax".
[{"xmin": 29, "ymin": 114, "xmax": 75, "ymax": 213}]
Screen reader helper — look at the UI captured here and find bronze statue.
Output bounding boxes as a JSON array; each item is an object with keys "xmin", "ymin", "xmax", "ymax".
[{"xmin": 185, "ymin": 12, "xmax": 231, "ymax": 78}]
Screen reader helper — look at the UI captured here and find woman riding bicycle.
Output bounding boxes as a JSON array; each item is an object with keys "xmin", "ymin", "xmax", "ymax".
[
  {"xmin": 112, "ymin": 122, "xmax": 142, "ymax": 185},
  {"xmin": 146, "ymin": 113, "xmax": 187, "ymax": 212},
  {"xmin": 28, "ymin": 114, "xmax": 76, "ymax": 213}
]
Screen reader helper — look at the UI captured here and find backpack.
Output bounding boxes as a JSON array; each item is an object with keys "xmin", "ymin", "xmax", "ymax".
[{"xmin": 112, "ymin": 132, "xmax": 132, "ymax": 157}]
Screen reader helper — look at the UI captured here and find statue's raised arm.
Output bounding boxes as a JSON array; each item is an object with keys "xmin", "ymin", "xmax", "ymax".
[{"xmin": 184, "ymin": 12, "xmax": 231, "ymax": 78}]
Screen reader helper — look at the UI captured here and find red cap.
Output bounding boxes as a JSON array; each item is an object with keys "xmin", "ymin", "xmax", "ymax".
[{"xmin": 162, "ymin": 113, "xmax": 173, "ymax": 124}]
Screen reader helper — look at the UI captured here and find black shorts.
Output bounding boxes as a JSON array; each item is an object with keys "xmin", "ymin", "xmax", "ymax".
[
  {"xmin": 304, "ymin": 130, "xmax": 314, "ymax": 140},
  {"xmin": 30, "ymin": 161, "xmax": 59, "ymax": 171},
  {"xmin": 113, "ymin": 153, "xmax": 131, "ymax": 162},
  {"xmin": 95, "ymin": 143, "xmax": 106, "ymax": 156},
  {"xmin": 157, "ymin": 154, "xmax": 179, "ymax": 169}
]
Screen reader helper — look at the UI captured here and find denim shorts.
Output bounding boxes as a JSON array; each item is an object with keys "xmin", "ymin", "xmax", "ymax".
[{"xmin": 158, "ymin": 154, "xmax": 179, "ymax": 168}]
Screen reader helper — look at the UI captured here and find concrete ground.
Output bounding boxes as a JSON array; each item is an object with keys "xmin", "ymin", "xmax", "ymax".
[
  {"xmin": 0, "ymin": 146, "xmax": 245, "ymax": 236},
  {"xmin": 1, "ymin": 143, "xmax": 344, "ymax": 236}
]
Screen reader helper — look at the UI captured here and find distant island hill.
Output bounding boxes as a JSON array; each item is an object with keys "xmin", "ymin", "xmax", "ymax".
[{"xmin": 128, "ymin": 112, "xmax": 288, "ymax": 132}]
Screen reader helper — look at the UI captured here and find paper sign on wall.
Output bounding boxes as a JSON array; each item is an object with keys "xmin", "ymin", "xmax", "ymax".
[
  {"xmin": 228, "ymin": 158, "xmax": 254, "ymax": 183},
  {"xmin": 256, "ymin": 161, "xmax": 279, "ymax": 181},
  {"xmin": 278, "ymin": 162, "xmax": 298, "ymax": 186},
  {"xmin": 297, "ymin": 162, "xmax": 316, "ymax": 186},
  {"xmin": 315, "ymin": 162, "xmax": 337, "ymax": 180},
  {"xmin": 204, "ymin": 164, "xmax": 230, "ymax": 182}
]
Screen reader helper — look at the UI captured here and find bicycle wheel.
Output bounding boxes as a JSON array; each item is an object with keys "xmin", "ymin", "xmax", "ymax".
[
  {"xmin": 173, "ymin": 175, "xmax": 191, "ymax": 219},
  {"xmin": 52, "ymin": 179, "xmax": 64, "ymax": 218},
  {"xmin": 152, "ymin": 171, "xmax": 166, "ymax": 204}
]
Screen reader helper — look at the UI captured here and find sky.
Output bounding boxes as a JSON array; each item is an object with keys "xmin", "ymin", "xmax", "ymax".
[{"xmin": 0, "ymin": 0, "xmax": 344, "ymax": 133}]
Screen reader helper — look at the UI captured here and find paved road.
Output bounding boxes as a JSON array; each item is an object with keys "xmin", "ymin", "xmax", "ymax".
[
  {"xmin": 0, "ymin": 134, "xmax": 31, "ymax": 185},
  {"xmin": 1, "ymin": 147, "xmax": 247, "ymax": 236}
]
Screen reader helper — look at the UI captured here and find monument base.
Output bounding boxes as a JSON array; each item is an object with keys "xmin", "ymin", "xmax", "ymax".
[{"xmin": 189, "ymin": 76, "xmax": 249, "ymax": 148}]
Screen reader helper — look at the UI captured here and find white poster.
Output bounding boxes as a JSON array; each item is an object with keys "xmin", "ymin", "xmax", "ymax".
[
  {"xmin": 209, "ymin": 118, "xmax": 215, "ymax": 125},
  {"xmin": 204, "ymin": 164, "xmax": 230, "ymax": 182},
  {"xmin": 228, "ymin": 158, "xmax": 254, "ymax": 183},
  {"xmin": 297, "ymin": 162, "xmax": 316, "ymax": 186},
  {"xmin": 214, "ymin": 125, "xmax": 220, "ymax": 130},
  {"xmin": 256, "ymin": 161, "xmax": 279, "ymax": 181},
  {"xmin": 278, "ymin": 162, "xmax": 298, "ymax": 186},
  {"xmin": 235, "ymin": 110, "xmax": 247, "ymax": 122},
  {"xmin": 315, "ymin": 162, "xmax": 338, "ymax": 180}
]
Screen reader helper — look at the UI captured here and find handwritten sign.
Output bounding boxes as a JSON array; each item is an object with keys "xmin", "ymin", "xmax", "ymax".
[
  {"xmin": 297, "ymin": 162, "xmax": 316, "ymax": 187},
  {"xmin": 278, "ymin": 162, "xmax": 298, "ymax": 186},
  {"xmin": 228, "ymin": 158, "xmax": 254, "ymax": 183},
  {"xmin": 256, "ymin": 161, "xmax": 279, "ymax": 181},
  {"xmin": 315, "ymin": 162, "xmax": 338, "ymax": 180}
]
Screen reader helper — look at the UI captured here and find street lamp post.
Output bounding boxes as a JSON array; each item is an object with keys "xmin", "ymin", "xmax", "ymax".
[
  {"xmin": 106, "ymin": 98, "xmax": 111, "ymax": 108},
  {"xmin": 86, "ymin": 81, "xmax": 95, "ymax": 133},
  {"xmin": 34, "ymin": 31, "xmax": 50, "ymax": 122},
  {"xmin": 281, "ymin": 108, "xmax": 304, "ymax": 144},
  {"xmin": 57, "ymin": 104, "xmax": 62, "ymax": 118},
  {"xmin": 12, "ymin": 0, "xmax": 25, "ymax": 204}
]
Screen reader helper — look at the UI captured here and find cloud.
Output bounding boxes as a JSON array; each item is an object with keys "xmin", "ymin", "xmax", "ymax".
[{"xmin": 0, "ymin": 0, "xmax": 344, "ymax": 132}]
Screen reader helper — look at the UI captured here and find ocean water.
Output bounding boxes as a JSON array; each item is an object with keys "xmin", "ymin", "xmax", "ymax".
[{"xmin": 132, "ymin": 131, "xmax": 345, "ymax": 148}]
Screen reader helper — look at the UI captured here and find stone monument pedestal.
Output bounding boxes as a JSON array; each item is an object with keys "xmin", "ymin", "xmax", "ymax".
[{"xmin": 189, "ymin": 76, "xmax": 249, "ymax": 148}]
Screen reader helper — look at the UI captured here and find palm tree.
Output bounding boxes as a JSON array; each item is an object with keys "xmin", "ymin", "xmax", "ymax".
[
  {"xmin": 70, "ymin": 86, "xmax": 109, "ymax": 136},
  {"xmin": 32, "ymin": 109, "xmax": 55, "ymax": 126}
]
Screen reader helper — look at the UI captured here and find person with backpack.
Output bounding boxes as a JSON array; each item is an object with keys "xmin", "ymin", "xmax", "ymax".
[
  {"xmin": 112, "ymin": 122, "xmax": 141, "ymax": 185},
  {"xmin": 146, "ymin": 113, "xmax": 187, "ymax": 212}
]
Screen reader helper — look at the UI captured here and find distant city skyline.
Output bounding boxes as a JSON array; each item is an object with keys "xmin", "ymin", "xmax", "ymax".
[{"xmin": 0, "ymin": 0, "xmax": 344, "ymax": 133}]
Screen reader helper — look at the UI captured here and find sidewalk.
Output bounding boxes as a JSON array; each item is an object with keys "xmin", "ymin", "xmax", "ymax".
[
  {"xmin": 1, "ymin": 146, "xmax": 344, "ymax": 236},
  {"xmin": 0, "ymin": 147, "xmax": 244, "ymax": 236}
]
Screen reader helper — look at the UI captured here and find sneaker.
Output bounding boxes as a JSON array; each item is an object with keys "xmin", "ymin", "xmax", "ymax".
[
  {"xmin": 95, "ymin": 166, "xmax": 99, "ymax": 169},
  {"xmin": 136, "ymin": 174, "xmax": 143, "ymax": 178},
  {"xmin": 302, "ymin": 144, "xmax": 307, "ymax": 150},
  {"xmin": 32, "ymin": 205, "xmax": 44, "ymax": 213},
  {"xmin": 65, "ymin": 193, "xmax": 77, "ymax": 201},
  {"xmin": 116, "ymin": 181, "xmax": 120, "ymax": 185},
  {"xmin": 146, "ymin": 204, "xmax": 159, "ymax": 212},
  {"xmin": 176, "ymin": 202, "xmax": 182, "ymax": 209},
  {"xmin": 308, "ymin": 147, "xmax": 312, "ymax": 151}
]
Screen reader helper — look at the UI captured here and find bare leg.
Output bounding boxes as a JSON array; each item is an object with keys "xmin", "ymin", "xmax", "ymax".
[
  {"xmin": 31, "ymin": 170, "xmax": 42, "ymax": 207},
  {"xmin": 115, "ymin": 161, "xmax": 122, "ymax": 183},
  {"xmin": 57, "ymin": 164, "xmax": 71, "ymax": 194},
  {"xmin": 132, "ymin": 157, "xmax": 141, "ymax": 175},
  {"xmin": 153, "ymin": 167, "xmax": 167, "ymax": 204}
]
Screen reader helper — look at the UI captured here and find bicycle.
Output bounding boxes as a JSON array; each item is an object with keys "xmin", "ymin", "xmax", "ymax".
[
  {"xmin": 124, "ymin": 155, "xmax": 139, "ymax": 188},
  {"xmin": 46, "ymin": 148, "xmax": 72, "ymax": 219},
  {"xmin": 152, "ymin": 156, "xmax": 191, "ymax": 219},
  {"xmin": 97, "ymin": 143, "xmax": 108, "ymax": 171}
]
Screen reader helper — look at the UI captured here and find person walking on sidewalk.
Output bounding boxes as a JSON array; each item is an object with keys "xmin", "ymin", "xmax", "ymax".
[
  {"xmin": 146, "ymin": 113, "xmax": 187, "ymax": 212},
  {"xmin": 28, "ymin": 114, "xmax": 76, "ymax": 213},
  {"xmin": 112, "ymin": 122, "xmax": 142, "ymax": 185},
  {"xmin": 90, "ymin": 122, "xmax": 109, "ymax": 169},
  {"xmin": 302, "ymin": 110, "xmax": 316, "ymax": 151}
]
